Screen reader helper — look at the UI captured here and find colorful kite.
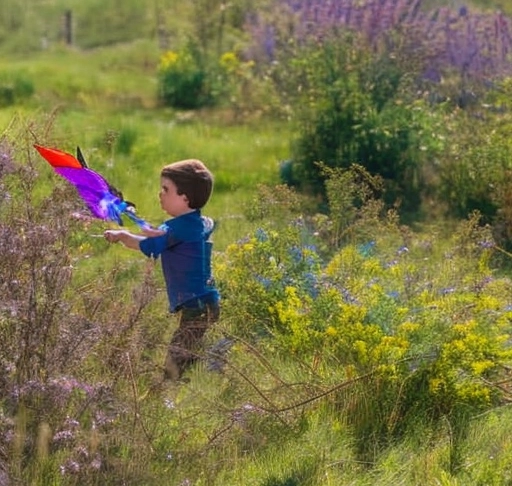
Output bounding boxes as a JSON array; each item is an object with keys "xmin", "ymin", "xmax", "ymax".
[{"xmin": 34, "ymin": 144, "xmax": 152, "ymax": 229}]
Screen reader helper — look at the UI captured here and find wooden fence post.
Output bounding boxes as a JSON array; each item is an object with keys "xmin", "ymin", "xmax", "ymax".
[{"xmin": 63, "ymin": 10, "xmax": 73, "ymax": 45}]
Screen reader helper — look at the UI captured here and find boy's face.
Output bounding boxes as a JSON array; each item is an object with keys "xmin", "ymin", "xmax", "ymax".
[{"xmin": 159, "ymin": 176, "xmax": 191, "ymax": 216}]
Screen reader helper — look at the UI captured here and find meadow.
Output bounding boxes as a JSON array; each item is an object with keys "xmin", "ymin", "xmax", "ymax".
[{"xmin": 2, "ymin": 0, "xmax": 512, "ymax": 485}]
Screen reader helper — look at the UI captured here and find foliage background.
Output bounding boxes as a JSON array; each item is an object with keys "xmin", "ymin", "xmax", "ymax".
[{"xmin": 2, "ymin": 0, "xmax": 512, "ymax": 485}]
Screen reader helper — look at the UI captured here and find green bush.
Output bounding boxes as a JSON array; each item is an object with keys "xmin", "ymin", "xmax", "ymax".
[
  {"xmin": 435, "ymin": 79, "xmax": 512, "ymax": 248},
  {"xmin": 157, "ymin": 41, "xmax": 219, "ymax": 109},
  {"xmin": 217, "ymin": 177, "xmax": 512, "ymax": 464},
  {"xmin": 275, "ymin": 36, "xmax": 444, "ymax": 219},
  {"xmin": 0, "ymin": 70, "xmax": 34, "ymax": 106}
]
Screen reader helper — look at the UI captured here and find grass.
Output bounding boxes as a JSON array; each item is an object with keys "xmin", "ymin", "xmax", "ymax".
[{"xmin": 1, "ymin": 41, "xmax": 291, "ymax": 252}]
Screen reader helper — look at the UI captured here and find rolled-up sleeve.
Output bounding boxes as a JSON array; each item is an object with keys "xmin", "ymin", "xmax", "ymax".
[{"xmin": 139, "ymin": 234, "xmax": 169, "ymax": 258}]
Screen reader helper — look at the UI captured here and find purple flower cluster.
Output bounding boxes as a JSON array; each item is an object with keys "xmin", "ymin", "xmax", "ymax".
[
  {"xmin": 59, "ymin": 450, "xmax": 102, "ymax": 476},
  {"xmin": 246, "ymin": 0, "xmax": 512, "ymax": 80},
  {"xmin": 0, "ymin": 141, "xmax": 15, "ymax": 178},
  {"xmin": 0, "ymin": 141, "xmax": 15, "ymax": 205},
  {"xmin": 10, "ymin": 376, "xmax": 105, "ymax": 407}
]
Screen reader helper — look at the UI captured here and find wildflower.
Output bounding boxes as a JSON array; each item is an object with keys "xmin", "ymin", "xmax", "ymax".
[
  {"xmin": 478, "ymin": 239, "xmax": 494, "ymax": 249},
  {"xmin": 159, "ymin": 50, "xmax": 179, "ymax": 70},
  {"xmin": 256, "ymin": 276, "xmax": 272, "ymax": 289},
  {"xmin": 255, "ymin": 228, "xmax": 268, "ymax": 242},
  {"xmin": 340, "ymin": 286, "xmax": 359, "ymax": 304},
  {"xmin": 90, "ymin": 454, "xmax": 102, "ymax": 470},
  {"xmin": 325, "ymin": 326, "xmax": 337, "ymax": 336},
  {"xmin": 219, "ymin": 51, "xmax": 239, "ymax": 72},
  {"xmin": 53, "ymin": 430, "xmax": 74, "ymax": 444},
  {"xmin": 76, "ymin": 446, "xmax": 89, "ymax": 459},
  {"xmin": 441, "ymin": 287, "xmax": 456, "ymax": 295},
  {"xmin": 303, "ymin": 246, "xmax": 320, "ymax": 265},
  {"xmin": 288, "ymin": 245, "xmax": 303, "ymax": 262},
  {"xmin": 302, "ymin": 272, "xmax": 319, "ymax": 298},
  {"xmin": 397, "ymin": 246, "xmax": 409, "ymax": 256},
  {"xmin": 64, "ymin": 417, "xmax": 80, "ymax": 428},
  {"xmin": 60, "ymin": 460, "xmax": 80, "ymax": 475},
  {"xmin": 0, "ymin": 142, "xmax": 15, "ymax": 177},
  {"xmin": 94, "ymin": 411, "xmax": 115, "ymax": 427}
]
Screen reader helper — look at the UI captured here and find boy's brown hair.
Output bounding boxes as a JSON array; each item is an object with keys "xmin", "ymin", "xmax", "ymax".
[{"xmin": 161, "ymin": 159, "xmax": 213, "ymax": 209}]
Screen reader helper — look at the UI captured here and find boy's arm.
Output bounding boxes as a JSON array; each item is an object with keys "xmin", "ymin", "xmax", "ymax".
[
  {"xmin": 104, "ymin": 229, "xmax": 146, "ymax": 251},
  {"xmin": 140, "ymin": 227, "xmax": 166, "ymax": 237}
]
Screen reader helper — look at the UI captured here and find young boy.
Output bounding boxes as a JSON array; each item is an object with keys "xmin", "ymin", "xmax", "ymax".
[{"xmin": 104, "ymin": 159, "xmax": 220, "ymax": 382}]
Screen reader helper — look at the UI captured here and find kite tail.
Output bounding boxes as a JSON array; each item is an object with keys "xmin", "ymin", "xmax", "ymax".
[{"xmin": 122, "ymin": 207, "xmax": 152, "ymax": 230}]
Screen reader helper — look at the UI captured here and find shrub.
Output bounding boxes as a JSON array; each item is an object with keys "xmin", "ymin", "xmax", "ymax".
[
  {"xmin": 0, "ymin": 132, "xmax": 167, "ymax": 485},
  {"xmin": 217, "ymin": 174, "xmax": 512, "ymax": 464},
  {"xmin": 157, "ymin": 42, "xmax": 219, "ymax": 109},
  {"xmin": 435, "ymin": 80, "xmax": 512, "ymax": 247},
  {"xmin": 275, "ymin": 37, "xmax": 443, "ymax": 217},
  {"xmin": 0, "ymin": 70, "xmax": 34, "ymax": 107},
  {"xmin": 246, "ymin": 0, "xmax": 512, "ymax": 86}
]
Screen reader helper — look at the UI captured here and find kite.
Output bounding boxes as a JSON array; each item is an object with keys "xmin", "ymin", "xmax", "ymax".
[{"xmin": 34, "ymin": 144, "xmax": 152, "ymax": 230}]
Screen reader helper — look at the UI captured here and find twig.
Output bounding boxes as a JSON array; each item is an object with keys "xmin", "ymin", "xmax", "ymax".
[
  {"xmin": 257, "ymin": 369, "xmax": 376, "ymax": 414},
  {"xmin": 228, "ymin": 354, "xmax": 435, "ymax": 415},
  {"xmin": 224, "ymin": 331, "xmax": 291, "ymax": 387},
  {"xmin": 479, "ymin": 376, "xmax": 512, "ymax": 401},
  {"xmin": 126, "ymin": 352, "xmax": 155, "ymax": 452},
  {"xmin": 494, "ymin": 245, "xmax": 512, "ymax": 260}
]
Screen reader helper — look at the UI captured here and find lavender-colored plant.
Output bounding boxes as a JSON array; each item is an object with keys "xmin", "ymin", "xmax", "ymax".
[
  {"xmin": 0, "ymin": 141, "xmax": 15, "ymax": 207},
  {"xmin": 246, "ymin": 0, "xmax": 512, "ymax": 82},
  {"xmin": 0, "ymin": 133, "xmax": 163, "ymax": 484}
]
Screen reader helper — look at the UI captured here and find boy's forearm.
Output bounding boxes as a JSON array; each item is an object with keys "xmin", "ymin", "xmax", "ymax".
[{"xmin": 118, "ymin": 232, "xmax": 146, "ymax": 250}]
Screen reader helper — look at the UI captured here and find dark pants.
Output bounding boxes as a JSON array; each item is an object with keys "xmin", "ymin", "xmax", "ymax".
[{"xmin": 164, "ymin": 302, "xmax": 220, "ymax": 381}]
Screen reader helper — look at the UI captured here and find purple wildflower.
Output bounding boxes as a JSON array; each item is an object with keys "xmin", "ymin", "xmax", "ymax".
[
  {"xmin": 340, "ymin": 286, "xmax": 359, "ymax": 304},
  {"xmin": 246, "ymin": 0, "xmax": 512, "ymax": 81},
  {"xmin": 478, "ymin": 239, "xmax": 494, "ymax": 249},
  {"xmin": 60, "ymin": 459, "xmax": 80, "ymax": 475},
  {"xmin": 53, "ymin": 430, "xmax": 75, "ymax": 444},
  {"xmin": 0, "ymin": 142, "xmax": 15, "ymax": 178},
  {"xmin": 441, "ymin": 287, "xmax": 456, "ymax": 295},
  {"xmin": 397, "ymin": 245, "xmax": 409, "ymax": 256},
  {"xmin": 90, "ymin": 454, "xmax": 102, "ymax": 471}
]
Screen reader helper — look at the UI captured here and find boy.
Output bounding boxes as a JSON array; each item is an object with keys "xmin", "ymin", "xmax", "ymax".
[{"xmin": 104, "ymin": 159, "xmax": 220, "ymax": 382}]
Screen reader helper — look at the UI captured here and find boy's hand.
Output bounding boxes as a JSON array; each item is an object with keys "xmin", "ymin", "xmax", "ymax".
[{"xmin": 104, "ymin": 229, "xmax": 126, "ymax": 243}]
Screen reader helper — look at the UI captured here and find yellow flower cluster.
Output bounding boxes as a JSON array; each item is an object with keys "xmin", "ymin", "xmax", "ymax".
[
  {"xmin": 219, "ymin": 51, "xmax": 255, "ymax": 75},
  {"xmin": 219, "ymin": 52, "xmax": 239, "ymax": 72},
  {"xmin": 158, "ymin": 50, "xmax": 179, "ymax": 71},
  {"xmin": 271, "ymin": 287, "xmax": 307, "ymax": 326}
]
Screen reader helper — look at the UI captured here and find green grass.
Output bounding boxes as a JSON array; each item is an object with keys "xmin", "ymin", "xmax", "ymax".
[{"xmin": 1, "ymin": 42, "xmax": 291, "ymax": 252}]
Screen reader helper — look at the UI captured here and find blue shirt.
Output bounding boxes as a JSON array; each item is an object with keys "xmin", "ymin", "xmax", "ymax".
[{"xmin": 139, "ymin": 210, "xmax": 219, "ymax": 313}]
